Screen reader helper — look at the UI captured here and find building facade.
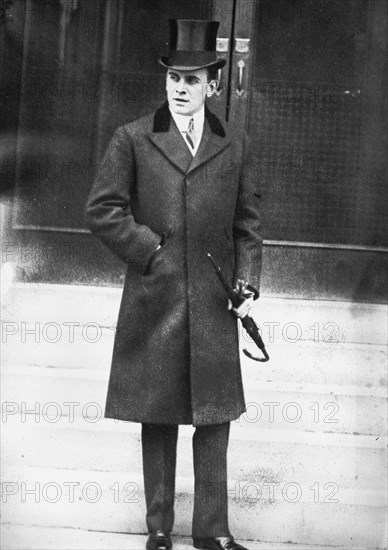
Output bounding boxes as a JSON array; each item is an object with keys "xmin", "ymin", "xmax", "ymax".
[{"xmin": 1, "ymin": 0, "xmax": 387, "ymax": 302}]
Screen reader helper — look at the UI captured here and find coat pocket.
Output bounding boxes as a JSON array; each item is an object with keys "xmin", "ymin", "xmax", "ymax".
[
  {"xmin": 142, "ymin": 247, "xmax": 162, "ymax": 277},
  {"xmin": 223, "ymin": 226, "xmax": 233, "ymax": 248},
  {"xmin": 220, "ymin": 227, "xmax": 235, "ymax": 277},
  {"xmin": 141, "ymin": 226, "xmax": 175, "ymax": 280}
]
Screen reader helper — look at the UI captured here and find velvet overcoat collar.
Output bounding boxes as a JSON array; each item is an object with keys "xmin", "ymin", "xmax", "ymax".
[{"xmin": 149, "ymin": 102, "xmax": 231, "ymax": 174}]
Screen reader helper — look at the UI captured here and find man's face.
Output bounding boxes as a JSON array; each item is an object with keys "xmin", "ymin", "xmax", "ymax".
[{"xmin": 166, "ymin": 68, "xmax": 215, "ymax": 116}]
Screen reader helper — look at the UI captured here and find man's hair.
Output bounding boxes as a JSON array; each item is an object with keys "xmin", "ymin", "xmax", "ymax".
[{"xmin": 207, "ymin": 67, "xmax": 219, "ymax": 82}]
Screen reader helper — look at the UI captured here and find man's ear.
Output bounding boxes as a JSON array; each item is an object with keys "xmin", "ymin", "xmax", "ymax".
[{"xmin": 206, "ymin": 80, "xmax": 219, "ymax": 97}]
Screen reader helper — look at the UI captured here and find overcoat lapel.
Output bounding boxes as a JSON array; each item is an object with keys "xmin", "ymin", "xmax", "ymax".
[
  {"xmin": 149, "ymin": 120, "xmax": 193, "ymax": 174},
  {"xmin": 187, "ymin": 120, "xmax": 231, "ymax": 175}
]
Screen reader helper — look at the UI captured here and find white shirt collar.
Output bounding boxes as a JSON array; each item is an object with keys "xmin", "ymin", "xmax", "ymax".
[
  {"xmin": 169, "ymin": 106, "xmax": 205, "ymax": 156},
  {"xmin": 169, "ymin": 106, "xmax": 205, "ymax": 134}
]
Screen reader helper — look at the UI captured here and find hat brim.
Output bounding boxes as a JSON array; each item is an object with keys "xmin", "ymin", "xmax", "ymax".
[{"xmin": 159, "ymin": 56, "xmax": 226, "ymax": 71}]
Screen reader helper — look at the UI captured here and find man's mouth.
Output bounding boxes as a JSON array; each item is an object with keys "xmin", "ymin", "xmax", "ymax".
[{"xmin": 174, "ymin": 98, "xmax": 188, "ymax": 103}]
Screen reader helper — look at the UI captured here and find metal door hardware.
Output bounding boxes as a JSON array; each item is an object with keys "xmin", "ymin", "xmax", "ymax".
[
  {"xmin": 234, "ymin": 38, "xmax": 250, "ymax": 53},
  {"xmin": 216, "ymin": 38, "xmax": 229, "ymax": 52}
]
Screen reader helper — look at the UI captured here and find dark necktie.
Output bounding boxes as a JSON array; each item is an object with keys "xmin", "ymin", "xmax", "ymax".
[{"xmin": 185, "ymin": 117, "xmax": 196, "ymax": 150}]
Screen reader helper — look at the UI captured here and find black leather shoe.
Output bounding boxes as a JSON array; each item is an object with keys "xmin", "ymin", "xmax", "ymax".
[
  {"xmin": 146, "ymin": 530, "xmax": 172, "ymax": 550},
  {"xmin": 193, "ymin": 536, "xmax": 249, "ymax": 550}
]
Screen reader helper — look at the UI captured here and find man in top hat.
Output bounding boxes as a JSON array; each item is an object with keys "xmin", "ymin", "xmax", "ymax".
[{"xmin": 86, "ymin": 19, "xmax": 262, "ymax": 550}]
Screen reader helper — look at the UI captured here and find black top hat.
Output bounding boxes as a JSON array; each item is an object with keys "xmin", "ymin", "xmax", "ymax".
[{"xmin": 159, "ymin": 19, "xmax": 226, "ymax": 71}]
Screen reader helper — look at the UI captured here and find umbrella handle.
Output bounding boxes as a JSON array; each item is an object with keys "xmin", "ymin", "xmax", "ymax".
[{"xmin": 243, "ymin": 347, "xmax": 269, "ymax": 362}]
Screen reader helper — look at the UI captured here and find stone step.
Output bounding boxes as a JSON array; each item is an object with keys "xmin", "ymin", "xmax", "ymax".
[
  {"xmin": 2, "ymin": 329, "xmax": 387, "ymax": 390},
  {"xmin": 2, "ymin": 416, "xmax": 386, "ymax": 494},
  {"xmin": 3, "ymin": 283, "xmax": 387, "ymax": 346},
  {"xmin": 0, "ymin": 524, "xmax": 353, "ymax": 550},
  {"xmin": 2, "ymin": 286, "xmax": 387, "ymax": 549},
  {"xmin": 1, "ymin": 465, "xmax": 386, "ymax": 548},
  {"xmin": 2, "ymin": 366, "xmax": 386, "ymax": 435}
]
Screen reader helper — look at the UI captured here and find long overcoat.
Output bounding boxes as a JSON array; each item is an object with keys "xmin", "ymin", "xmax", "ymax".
[{"xmin": 86, "ymin": 102, "xmax": 262, "ymax": 426}]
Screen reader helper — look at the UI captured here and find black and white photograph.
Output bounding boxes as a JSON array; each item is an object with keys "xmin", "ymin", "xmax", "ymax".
[{"xmin": 1, "ymin": 1, "xmax": 387, "ymax": 549}]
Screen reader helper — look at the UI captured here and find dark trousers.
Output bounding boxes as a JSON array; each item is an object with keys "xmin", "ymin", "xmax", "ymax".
[{"xmin": 142, "ymin": 422, "xmax": 231, "ymax": 538}]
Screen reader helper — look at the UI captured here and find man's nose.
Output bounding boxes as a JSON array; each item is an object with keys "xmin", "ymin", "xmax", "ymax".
[{"xmin": 176, "ymin": 81, "xmax": 186, "ymax": 94}]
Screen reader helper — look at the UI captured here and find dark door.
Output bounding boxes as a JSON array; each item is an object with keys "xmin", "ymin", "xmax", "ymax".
[{"xmin": 229, "ymin": 0, "xmax": 388, "ymax": 301}]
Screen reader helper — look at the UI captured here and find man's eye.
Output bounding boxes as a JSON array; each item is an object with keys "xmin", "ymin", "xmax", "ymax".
[{"xmin": 169, "ymin": 74, "xmax": 178, "ymax": 81}]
